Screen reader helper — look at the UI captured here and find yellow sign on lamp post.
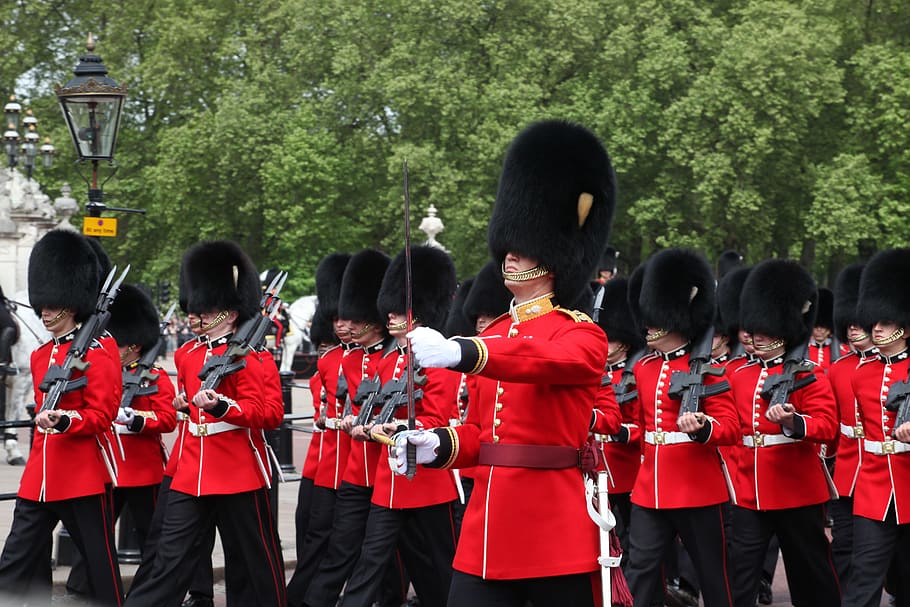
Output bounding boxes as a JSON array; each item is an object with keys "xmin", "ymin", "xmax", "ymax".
[{"xmin": 82, "ymin": 216, "xmax": 118, "ymax": 237}]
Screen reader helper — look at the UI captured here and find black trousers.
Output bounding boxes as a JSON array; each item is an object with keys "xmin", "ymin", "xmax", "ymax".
[
  {"xmin": 339, "ymin": 502, "xmax": 457, "ymax": 607},
  {"xmin": 295, "ymin": 476, "xmax": 316, "ymax": 558},
  {"xmin": 123, "ymin": 488, "xmax": 285, "ymax": 607},
  {"xmin": 730, "ymin": 504, "xmax": 839, "ymax": 607},
  {"xmin": 68, "ymin": 483, "xmax": 159, "ymax": 595},
  {"xmin": 830, "ymin": 496, "xmax": 854, "ymax": 588},
  {"xmin": 286, "ymin": 484, "xmax": 338, "ymax": 607},
  {"xmin": 842, "ymin": 506, "xmax": 910, "ymax": 607},
  {"xmin": 626, "ymin": 503, "xmax": 732, "ymax": 607},
  {"xmin": 447, "ymin": 569, "xmax": 595, "ymax": 607},
  {"xmin": 130, "ymin": 475, "xmax": 173, "ymax": 592},
  {"xmin": 0, "ymin": 494, "xmax": 124, "ymax": 606},
  {"xmin": 611, "ymin": 492, "xmax": 632, "ymax": 572}
]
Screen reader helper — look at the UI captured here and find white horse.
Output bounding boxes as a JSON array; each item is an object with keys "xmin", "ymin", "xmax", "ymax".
[
  {"xmin": 4, "ymin": 291, "xmax": 51, "ymax": 463},
  {"xmin": 282, "ymin": 295, "xmax": 317, "ymax": 373}
]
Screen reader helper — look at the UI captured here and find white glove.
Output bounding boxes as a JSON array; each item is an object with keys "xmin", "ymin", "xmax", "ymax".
[
  {"xmin": 115, "ymin": 407, "xmax": 133, "ymax": 424},
  {"xmin": 407, "ymin": 326, "xmax": 461, "ymax": 368},
  {"xmin": 391, "ymin": 430, "xmax": 440, "ymax": 475}
]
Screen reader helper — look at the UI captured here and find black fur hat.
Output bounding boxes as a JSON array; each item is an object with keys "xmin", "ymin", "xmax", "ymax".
[
  {"xmin": 338, "ymin": 249, "xmax": 390, "ymax": 325},
  {"xmin": 180, "ymin": 241, "xmax": 260, "ymax": 322},
  {"xmin": 464, "ymin": 260, "xmax": 513, "ymax": 326},
  {"xmin": 596, "ymin": 277, "xmax": 645, "ymax": 351},
  {"xmin": 717, "ymin": 250, "xmax": 744, "ymax": 279},
  {"xmin": 833, "ymin": 263, "xmax": 865, "ymax": 343},
  {"xmin": 444, "ymin": 278, "xmax": 475, "ymax": 337},
  {"xmin": 815, "ymin": 288, "xmax": 834, "ymax": 330},
  {"xmin": 636, "ymin": 248, "xmax": 715, "ymax": 342},
  {"xmin": 599, "ymin": 246, "xmax": 619, "ymax": 274},
  {"xmin": 315, "ymin": 253, "xmax": 351, "ymax": 320},
  {"xmin": 84, "ymin": 236, "xmax": 112, "ymax": 289},
  {"xmin": 108, "ymin": 284, "xmax": 160, "ymax": 354},
  {"xmin": 28, "ymin": 229, "xmax": 100, "ymax": 322},
  {"xmin": 377, "ymin": 246, "xmax": 456, "ymax": 331},
  {"xmin": 487, "ymin": 120, "xmax": 616, "ymax": 305},
  {"xmin": 309, "ymin": 306, "xmax": 338, "ymax": 348},
  {"xmin": 716, "ymin": 266, "xmax": 751, "ymax": 340},
  {"xmin": 740, "ymin": 259, "xmax": 817, "ymax": 347},
  {"xmin": 856, "ymin": 248, "xmax": 910, "ymax": 329},
  {"xmin": 177, "ymin": 261, "xmax": 190, "ymax": 314}
]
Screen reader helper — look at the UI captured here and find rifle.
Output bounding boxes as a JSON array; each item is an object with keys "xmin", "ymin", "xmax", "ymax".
[
  {"xmin": 372, "ymin": 368, "xmax": 427, "ymax": 428},
  {"xmin": 120, "ymin": 303, "xmax": 177, "ymax": 409},
  {"xmin": 884, "ymin": 370, "xmax": 910, "ymax": 431},
  {"xmin": 38, "ymin": 266, "xmax": 130, "ymax": 413},
  {"xmin": 759, "ymin": 342, "xmax": 817, "ymax": 407},
  {"xmin": 338, "ymin": 373, "xmax": 353, "ymax": 419},
  {"xmin": 610, "ymin": 348, "xmax": 647, "ymax": 405},
  {"xmin": 196, "ymin": 270, "xmax": 288, "ymax": 391},
  {"xmin": 667, "ymin": 327, "xmax": 728, "ymax": 415},
  {"xmin": 352, "ymin": 374, "xmax": 384, "ymax": 428}
]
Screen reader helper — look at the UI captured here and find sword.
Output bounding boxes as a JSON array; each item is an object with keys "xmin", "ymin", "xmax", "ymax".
[{"xmin": 404, "ymin": 159, "xmax": 417, "ymax": 480}]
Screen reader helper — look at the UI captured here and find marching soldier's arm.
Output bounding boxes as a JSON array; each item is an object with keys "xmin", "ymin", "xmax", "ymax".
[
  {"xmin": 202, "ymin": 355, "xmax": 266, "ymax": 428},
  {"xmin": 697, "ymin": 375, "xmax": 741, "ymax": 446},
  {"xmin": 130, "ymin": 368, "xmax": 178, "ymax": 434},
  {"xmin": 781, "ymin": 370, "xmax": 838, "ymax": 442},
  {"xmin": 591, "ymin": 380, "xmax": 622, "ymax": 435}
]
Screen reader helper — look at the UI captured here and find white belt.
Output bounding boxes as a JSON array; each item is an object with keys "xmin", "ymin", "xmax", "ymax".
[
  {"xmin": 864, "ymin": 440, "xmax": 910, "ymax": 455},
  {"xmin": 840, "ymin": 422, "xmax": 865, "ymax": 439},
  {"xmin": 644, "ymin": 430, "xmax": 692, "ymax": 445},
  {"xmin": 742, "ymin": 433, "xmax": 799, "ymax": 448},
  {"xmin": 324, "ymin": 417, "xmax": 343, "ymax": 430},
  {"xmin": 188, "ymin": 421, "xmax": 243, "ymax": 437}
]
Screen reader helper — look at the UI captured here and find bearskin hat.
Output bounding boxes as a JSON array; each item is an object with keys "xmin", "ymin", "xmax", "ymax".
[
  {"xmin": 177, "ymin": 261, "xmax": 190, "ymax": 314},
  {"xmin": 715, "ymin": 266, "xmax": 751, "ymax": 340},
  {"xmin": 309, "ymin": 306, "xmax": 338, "ymax": 348},
  {"xmin": 28, "ymin": 229, "xmax": 100, "ymax": 322},
  {"xmin": 833, "ymin": 263, "xmax": 865, "ymax": 343},
  {"xmin": 597, "ymin": 277, "xmax": 645, "ymax": 352},
  {"xmin": 599, "ymin": 246, "xmax": 619, "ymax": 274},
  {"xmin": 856, "ymin": 248, "xmax": 910, "ymax": 330},
  {"xmin": 108, "ymin": 284, "xmax": 160, "ymax": 354},
  {"xmin": 635, "ymin": 248, "xmax": 715, "ymax": 342},
  {"xmin": 444, "ymin": 278, "xmax": 475, "ymax": 337},
  {"xmin": 625, "ymin": 263, "xmax": 647, "ymax": 336},
  {"xmin": 84, "ymin": 236, "xmax": 112, "ymax": 289},
  {"xmin": 315, "ymin": 253, "xmax": 351, "ymax": 320},
  {"xmin": 377, "ymin": 246, "xmax": 456, "ymax": 331},
  {"xmin": 180, "ymin": 241, "xmax": 260, "ymax": 322},
  {"xmin": 815, "ymin": 287, "xmax": 834, "ymax": 330},
  {"xmin": 487, "ymin": 120, "xmax": 616, "ymax": 305},
  {"xmin": 464, "ymin": 260, "xmax": 513, "ymax": 327},
  {"xmin": 740, "ymin": 259, "xmax": 817, "ymax": 347},
  {"xmin": 338, "ymin": 249, "xmax": 389, "ymax": 325},
  {"xmin": 717, "ymin": 250, "xmax": 744, "ymax": 279}
]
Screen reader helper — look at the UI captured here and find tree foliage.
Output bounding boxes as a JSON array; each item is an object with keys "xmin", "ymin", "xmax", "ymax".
[{"xmin": 2, "ymin": 0, "xmax": 908, "ymax": 295}]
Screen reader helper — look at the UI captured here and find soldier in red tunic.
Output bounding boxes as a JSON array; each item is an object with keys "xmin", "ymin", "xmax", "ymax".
[
  {"xmin": 624, "ymin": 248, "xmax": 739, "ymax": 607},
  {"xmin": 397, "ymin": 120, "xmax": 615, "ymax": 606},
  {"xmin": 125, "ymin": 241, "xmax": 285, "ymax": 606},
  {"xmin": 808, "ymin": 287, "xmax": 837, "ymax": 372},
  {"xmin": 728, "ymin": 259, "xmax": 840, "ymax": 607},
  {"xmin": 0, "ymin": 229, "xmax": 124, "ymax": 605},
  {"xmin": 843, "ymin": 249, "xmax": 910, "ymax": 607}
]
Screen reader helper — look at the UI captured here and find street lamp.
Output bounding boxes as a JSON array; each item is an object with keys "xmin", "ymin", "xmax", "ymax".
[
  {"xmin": 55, "ymin": 33, "xmax": 129, "ymax": 218},
  {"xmin": 2, "ymin": 97, "xmax": 55, "ymax": 178}
]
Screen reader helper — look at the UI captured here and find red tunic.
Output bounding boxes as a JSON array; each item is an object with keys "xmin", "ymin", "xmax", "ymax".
[
  {"xmin": 169, "ymin": 335, "xmax": 269, "ymax": 496},
  {"xmin": 631, "ymin": 350, "xmax": 739, "ymax": 509},
  {"xmin": 851, "ymin": 352, "xmax": 910, "ymax": 523},
  {"xmin": 730, "ymin": 359, "xmax": 837, "ymax": 510},
  {"xmin": 114, "ymin": 365, "xmax": 177, "ymax": 487},
  {"xmin": 341, "ymin": 342, "xmax": 385, "ymax": 488},
  {"xmin": 830, "ymin": 352, "xmax": 866, "ymax": 496},
  {"xmin": 21, "ymin": 334, "xmax": 121, "ymax": 501},
  {"xmin": 444, "ymin": 306, "xmax": 607, "ymax": 580},
  {"xmin": 595, "ymin": 361, "xmax": 641, "ymax": 494},
  {"xmin": 313, "ymin": 345, "xmax": 352, "ymax": 490},
  {"xmin": 164, "ymin": 338, "xmax": 198, "ymax": 478},
  {"xmin": 301, "ymin": 371, "xmax": 323, "ymax": 480},
  {"xmin": 371, "ymin": 348, "xmax": 459, "ymax": 509},
  {"xmin": 250, "ymin": 350, "xmax": 286, "ymax": 485},
  {"xmin": 808, "ymin": 341, "xmax": 832, "ymax": 373}
]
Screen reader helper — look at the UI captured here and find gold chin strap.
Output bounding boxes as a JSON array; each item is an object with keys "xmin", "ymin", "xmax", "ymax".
[
  {"xmin": 44, "ymin": 309, "xmax": 70, "ymax": 329},
  {"xmin": 387, "ymin": 319, "xmax": 409, "ymax": 332},
  {"xmin": 873, "ymin": 327, "xmax": 905, "ymax": 346},
  {"xmin": 849, "ymin": 332, "xmax": 870, "ymax": 343},
  {"xmin": 201, "ymin": 310, "xmax": 230, "ymax": 332},
  {"xmin": 350, "ymin": 322, "xmax": 375, "ymax": 339},
  {"xmin": 646, "ymin": 328, "xmax": 668, "ymax": 343},
  {"xmin": 501, "ymin": 263, "xmax": 550, "ymax": 282},
  {"xmin": 754, "ymin": 338, "xmax": 785, "ymax": 352}
]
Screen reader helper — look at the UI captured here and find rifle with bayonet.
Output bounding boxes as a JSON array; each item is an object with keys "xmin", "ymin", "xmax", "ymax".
[
  {"xmin": 759, "ymin": 342, "xmax": 817, "ymax": 407},
  {"xmin": 120, "ymin": 303, "xmax": 177, "ymax": 409},
  {"xmin": 609, "ymin": 348, "xmax": 647, "ymax": 405},
  {"xmin": 352, "ymin": 374, "xmax": 384, "ymax": 428},
  {"xmin": 372, "ymin": 368, "xmax": 427, "ymax": 429},
  {"xmin": 668, "ymin": 327, "xmax": 728, "ymax": 415},
  {"xmin": 197, "ymin": 270, "xmax": 288, "ymax": 391},
  {"xmin": 38, "ymin": 266, "xmax": 131, "ymax": 413}
]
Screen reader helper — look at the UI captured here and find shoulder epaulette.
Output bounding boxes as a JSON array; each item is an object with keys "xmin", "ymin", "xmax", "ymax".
[{"xmin": 555, "ymin": 308, "xmax": 593, "ymax": 323}]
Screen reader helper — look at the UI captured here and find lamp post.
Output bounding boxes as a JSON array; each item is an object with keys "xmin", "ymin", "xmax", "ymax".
[
  {"xmin": 55, "ymin": 33, "xmax": 140, "ymax": 220},
  {"xmin": 3, "ymin": 97, "xmax": 55, "ymax": 178}
]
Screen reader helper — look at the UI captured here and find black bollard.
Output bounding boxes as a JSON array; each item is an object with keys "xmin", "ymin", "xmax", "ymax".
[
  {"xmin": 277, "ymin": 370, "xmax": 296, "ymax": 475},
  {"xmin": 117, "ymin": 503, "xmax": 142, "ymax": 564}
]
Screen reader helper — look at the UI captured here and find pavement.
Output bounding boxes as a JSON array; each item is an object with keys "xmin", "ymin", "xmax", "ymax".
[{"xmin": 0, "ymin": 353, "xmax": 881, "ymax": 606}]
